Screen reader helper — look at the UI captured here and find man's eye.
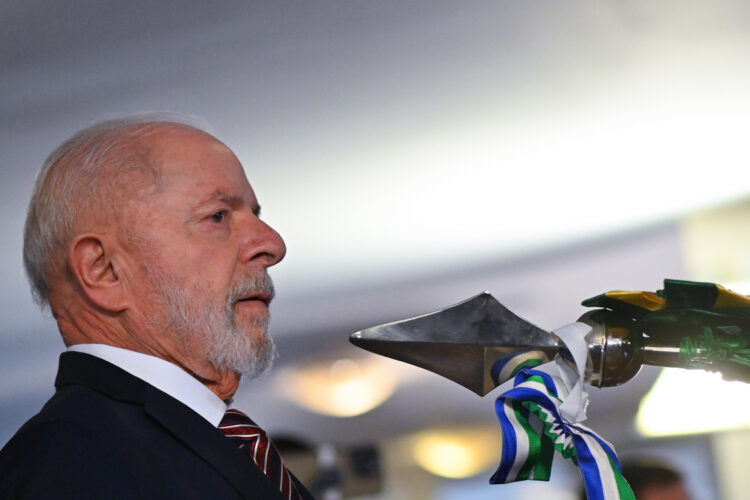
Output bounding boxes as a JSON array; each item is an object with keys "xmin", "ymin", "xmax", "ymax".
[{"xmin": 209, "ymin": 210, "xmax": 227, "ymax": 223}]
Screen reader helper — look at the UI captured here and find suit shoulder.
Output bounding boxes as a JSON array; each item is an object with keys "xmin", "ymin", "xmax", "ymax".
[
  {"xmin": 0, "ymin": 418, "xmax": 146, "ymax": 498},
  {"xmin": 24, "ymin": 382, "xmax": 143, "ymax": 428},
  {"xmin": 0, "ymin": 387, "xmax": 149, "ymax": 498}
]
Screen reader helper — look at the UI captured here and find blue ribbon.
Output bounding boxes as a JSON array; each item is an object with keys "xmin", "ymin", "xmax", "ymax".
[{"xmin": 490, "ymin": 365, "xmax": 634, "ymax": 499}]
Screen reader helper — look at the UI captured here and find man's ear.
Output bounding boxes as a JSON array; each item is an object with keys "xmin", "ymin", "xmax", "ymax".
[{"xmin": 68, "ymin": 234, "xmax": 130, "ymax": 312}]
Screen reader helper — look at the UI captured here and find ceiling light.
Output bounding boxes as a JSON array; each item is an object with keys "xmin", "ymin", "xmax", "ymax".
[
  {"xmin": 411, "ymin": 427, "xmax": 500, "ymax": 479},
  {"xmin": 636, "ymin": 367, "xmax": 750, "ymax": 437},
  {"xmin": 276, "ymin": 357, "xmax": 398, "ymax": 417}
]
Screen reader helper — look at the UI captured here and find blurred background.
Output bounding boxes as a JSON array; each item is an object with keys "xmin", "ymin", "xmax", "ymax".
[{"xmin": 2, "ymin": 1, "xmax": 750, "ymax": 498}]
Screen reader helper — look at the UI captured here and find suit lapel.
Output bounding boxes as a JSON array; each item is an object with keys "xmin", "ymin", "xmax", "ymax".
[
  {"xmin": 143, "ymin": 380, "xmax": 290, "ymax": 500},
  {"xmin": 144, "ymin": 388, "xmax": 317, "ymax": 500},
  {"xmin": 56, "ymin": 352, "xmax": 289, "ymax": 499}
]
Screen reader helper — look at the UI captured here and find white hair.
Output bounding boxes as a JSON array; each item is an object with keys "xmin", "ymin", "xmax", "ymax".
[{"xmin": 23, "ymin": 112, "xmax": 211, "ymax": 307}]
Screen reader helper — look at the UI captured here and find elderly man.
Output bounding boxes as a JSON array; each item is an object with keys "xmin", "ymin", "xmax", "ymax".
[{"xmin": 0, "ymin": 116, "xmax": 313, "ymax": 499}]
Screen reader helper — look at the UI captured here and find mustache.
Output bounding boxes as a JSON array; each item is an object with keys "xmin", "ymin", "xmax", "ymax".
[{"xmin": 227, "ymin": 272, "xmax": 275, "ymax": 305}]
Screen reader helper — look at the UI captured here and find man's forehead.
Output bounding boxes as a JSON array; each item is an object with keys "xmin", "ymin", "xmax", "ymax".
[
  {"xmin": 142, "ymin": 128, "xmax": 258, "ymax": 208},
  {"xmin": 146, "ymin": 126, "xmax": 244, "ymax": 174},
  {"xmin": 147, "ymin": 125, "xmax": 235, "ymax": 163}
]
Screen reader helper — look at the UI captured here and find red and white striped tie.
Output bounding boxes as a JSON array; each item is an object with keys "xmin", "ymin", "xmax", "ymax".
[{"xmin": 219, "ymin": 409, "xmax": 302, "ymax": 500}]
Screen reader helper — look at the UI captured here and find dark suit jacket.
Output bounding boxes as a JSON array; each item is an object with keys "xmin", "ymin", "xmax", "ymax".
[{"xmin": 0, "ymin": 351, "xmax": 314, "ymax": 499}]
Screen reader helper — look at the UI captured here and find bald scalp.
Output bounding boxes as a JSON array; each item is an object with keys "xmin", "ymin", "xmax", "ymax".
[{"xmin": 23, "ymin": 115, "xmax": 209, "ymax": 306}]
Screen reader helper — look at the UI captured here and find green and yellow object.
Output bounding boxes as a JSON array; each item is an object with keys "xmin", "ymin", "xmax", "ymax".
[{"xmin": 581, "ymin": 279, "xmax": 750, "ymax": 384}]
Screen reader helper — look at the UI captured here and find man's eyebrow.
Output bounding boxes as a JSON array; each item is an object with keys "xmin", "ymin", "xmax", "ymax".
[{"xmin": 196, "ymin": 190, "xmax": 260, "ymax": 215}]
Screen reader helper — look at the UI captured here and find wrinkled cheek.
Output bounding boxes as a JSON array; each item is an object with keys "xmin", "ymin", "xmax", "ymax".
[{"xmin": 137, "ymin": 288, "xmax": 174, "ymax": 331}]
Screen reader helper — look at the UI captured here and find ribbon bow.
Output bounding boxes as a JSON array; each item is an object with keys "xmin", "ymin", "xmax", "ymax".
[{"xmin": 490, "ymin": 323, "xmax": 635, "ymax": 500}]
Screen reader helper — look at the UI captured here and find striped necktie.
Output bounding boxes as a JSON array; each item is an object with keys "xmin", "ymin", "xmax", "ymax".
[{"xmin": 219, "ymin": 409, "xmax": 302, "ymax": 500}]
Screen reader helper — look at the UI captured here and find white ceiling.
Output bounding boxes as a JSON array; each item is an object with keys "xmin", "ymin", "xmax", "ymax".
[{"xmin": 2, "ymin": 0, "xmax": 750, "ymax": 468}]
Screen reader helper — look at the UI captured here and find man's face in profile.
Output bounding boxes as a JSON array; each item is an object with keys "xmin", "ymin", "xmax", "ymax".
[{"xmin": 123, "ymin": 126, "xmax": 286, "ymax": 377}]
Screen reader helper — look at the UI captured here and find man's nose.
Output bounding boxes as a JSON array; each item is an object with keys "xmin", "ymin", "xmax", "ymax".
[{"xmin": 240, "ymin": 216, "xmax": 286, "ymax": 268}]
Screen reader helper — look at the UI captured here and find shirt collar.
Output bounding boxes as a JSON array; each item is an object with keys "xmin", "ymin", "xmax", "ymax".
[{"xmin": 67, "ymin": 344, "xmax": 227, "ymax": 427}]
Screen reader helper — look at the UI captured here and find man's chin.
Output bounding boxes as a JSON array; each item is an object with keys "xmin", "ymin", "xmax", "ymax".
[
  {"xmin": 237, "ymin": 340, "xmax": 276, "ymax": 379},
  {"xmin": 208, "ymin": 327, "xmax": 276, "ymax": 379}
]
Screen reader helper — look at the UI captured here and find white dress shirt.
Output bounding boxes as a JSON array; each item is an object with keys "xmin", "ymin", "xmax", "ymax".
[{"xmin": 67, "ymin": 344, "xmax": 227, "ymax": 427}]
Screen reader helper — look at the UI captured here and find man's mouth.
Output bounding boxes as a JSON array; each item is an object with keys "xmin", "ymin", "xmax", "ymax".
[{"xmin": 236, "ymin": 294, "xmax": 271, "ymax": 306}]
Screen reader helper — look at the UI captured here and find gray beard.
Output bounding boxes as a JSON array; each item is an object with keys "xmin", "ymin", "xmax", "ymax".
[{"xmin": 153, "ymin": 269, "xmax": 277, "ymax": 379}]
